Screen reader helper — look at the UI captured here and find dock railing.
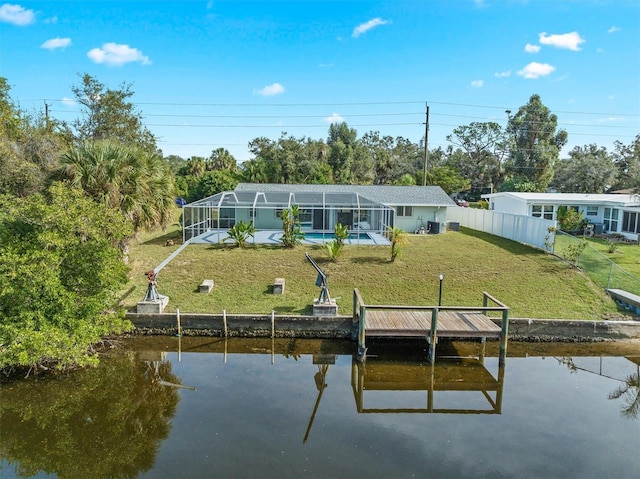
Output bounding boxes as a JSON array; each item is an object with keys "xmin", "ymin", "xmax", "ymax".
[{"xmin": 353, "ymin": 289, "xmax": 510, "ymax": 364}]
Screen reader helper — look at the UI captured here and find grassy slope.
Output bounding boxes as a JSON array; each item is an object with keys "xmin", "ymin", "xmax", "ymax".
[{"xmin": 121, "ymin": 220, "xmax": 619, "ymax": 320}]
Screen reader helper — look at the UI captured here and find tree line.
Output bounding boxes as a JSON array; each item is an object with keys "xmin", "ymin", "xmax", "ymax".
[{"xmin": 1, "ymin": 73, "xmax": 638, "ymax": 373}]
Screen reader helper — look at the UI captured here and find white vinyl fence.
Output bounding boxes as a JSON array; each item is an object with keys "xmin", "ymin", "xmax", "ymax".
[{"xmin": 447, "ymin": 207, "xmax": 557, "ymax": 252}]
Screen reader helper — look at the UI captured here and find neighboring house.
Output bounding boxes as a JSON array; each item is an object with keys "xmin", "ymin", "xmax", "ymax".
[
  {"xmin": 482, "ymin": 192, "xmax": 640, "ymax": 241},
  {"xmin": 183, "ymin": 183, "xmax": 456, "ymax": 240}
]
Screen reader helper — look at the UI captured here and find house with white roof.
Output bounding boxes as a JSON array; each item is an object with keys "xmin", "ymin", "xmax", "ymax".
[
  {"xmin": 183, "ymin": 183, "xmax": 457, "ymax": 241},
  {"xmin": 482, "ymin": 192, "xmax": 640, "ymax": 241}
]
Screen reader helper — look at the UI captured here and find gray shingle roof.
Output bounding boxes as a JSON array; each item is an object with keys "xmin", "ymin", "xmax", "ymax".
[{"xmin": 235, "ymin": 183, "xmax": 456, "ymax": 207}]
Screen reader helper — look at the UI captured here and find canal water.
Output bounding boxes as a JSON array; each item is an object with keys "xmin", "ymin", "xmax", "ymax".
[{"xmin": 1, "ymin": 337, "xmax": 638, "ymax": 479}]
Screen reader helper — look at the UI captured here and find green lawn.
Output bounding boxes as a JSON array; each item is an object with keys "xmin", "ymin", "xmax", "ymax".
[
  {"xmin": 121, "ymin": 222, "xmax": 622, "ymax": 320},
  {"xmin": 553, "ymin": 233, "xmax": 640, "ymax": 294}
]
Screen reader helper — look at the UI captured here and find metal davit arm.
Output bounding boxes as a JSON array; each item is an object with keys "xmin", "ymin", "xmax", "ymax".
[{"xmin": 305, "ymin": 252, "xmax": 331, "ymax": 304}]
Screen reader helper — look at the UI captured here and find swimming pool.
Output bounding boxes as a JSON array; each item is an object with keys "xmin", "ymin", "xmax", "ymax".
[{"xmin": 304, "ymin": 232, "xmax": 373, "ymax": 240}]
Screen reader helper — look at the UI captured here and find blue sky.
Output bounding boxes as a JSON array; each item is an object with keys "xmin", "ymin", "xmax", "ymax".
[{"xmin": 1, "ymin": 0, "xmax": 639, "ymax": 163}]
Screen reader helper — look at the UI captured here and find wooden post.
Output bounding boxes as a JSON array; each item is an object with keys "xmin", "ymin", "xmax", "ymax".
[
  {"xmin": 428, "ymin": 361, "xmax": 434, "ymax": 412},
  {"xmin": 271, "ymin": 310, "xmax": 275, "ymax": 339},
  {"xmin": 176, "ymin": 308, "xmax": 182, "ymax": 337},
  {"xmin": 353, "ymin": 289, "xmax": 357, "ymax": 321},
  {"xmin": 495, "ymin": 362, "xmax": 505, "ymax": 414},
  {"xmin": 428, "ymin": 307, "xmax": 439, "ymax": 363},
  {"xmin": 357, "ymin": 304, "xmax": 367, "ymax": 360},
  {"xmin": 499, "ymin": 308, "xmax": 510, "ymax": 365}
]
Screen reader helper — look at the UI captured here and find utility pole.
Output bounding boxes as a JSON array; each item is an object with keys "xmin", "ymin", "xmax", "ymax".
[
  {"xmin": 422, "ymin": 102, "xmax": 430, "ymax": 186},
  {"xmin": 44, "ymin": 100, "xmax": 51, "ymax": 131}
]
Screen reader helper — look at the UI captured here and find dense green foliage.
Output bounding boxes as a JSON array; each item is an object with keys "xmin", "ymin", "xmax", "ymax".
[
  {"xmin": 505, "ymin": 94, "xmax": 568, "ymax": 192},
  {"xmin": 69, "ymin": 73, "xmax": 158, "ymax": 153},
  {"xmin": 556, "ymin": 206, "xmax": 585, "ymax": 232},
  {"xmin": 0, "ymin": 184, "xmax": 132, "ymax": 373},
  {"xmin": 59, "ymin": 140, "xmax": 176, "ymax": 236},
  {"xmin": 0, "ymin": 350, "xmax": 180, "ymax": 478},
  {"xmin": 552, "ymin": 144, "xmax": 618, "ymax": 193}
]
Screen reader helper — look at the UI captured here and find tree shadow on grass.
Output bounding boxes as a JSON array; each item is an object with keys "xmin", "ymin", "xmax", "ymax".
[
  {"xmin": 350, "ymin": 256, "xmax": 390, "ymax": 265},
  {"xmin": 461, "ymin": 228, "xmax": 547, "ymax": 257}
]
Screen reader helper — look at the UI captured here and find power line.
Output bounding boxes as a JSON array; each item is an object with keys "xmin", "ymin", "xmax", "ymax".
[
  {"xmin": 48, "ymin": 108, "xmax": 639, "ymax": 130},
  {"xmin": 40, "ymin": 97, "xmax": 640, "ymax": 117}
]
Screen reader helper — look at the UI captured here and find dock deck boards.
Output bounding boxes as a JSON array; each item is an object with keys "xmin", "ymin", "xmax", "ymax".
[{"xmin": 365, "ymin": 309, "xmax": 502, "ymax": 339}]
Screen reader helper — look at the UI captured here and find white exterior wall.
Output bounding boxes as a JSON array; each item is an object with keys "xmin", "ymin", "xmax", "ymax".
[
  {"xmin": 489, "ymin": 196, "xmax": 529, "ymax": 216},
  {"xmin": 394, "ymin": 206, "xmax": 448, "ymax": 234}
]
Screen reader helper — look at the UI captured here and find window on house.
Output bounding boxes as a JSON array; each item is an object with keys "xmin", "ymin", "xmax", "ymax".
[
  {"xmin": 298, "ymin": 208, "xmax": 312, "ymax": 224},
  {"xmin": 622, "ymin": 211, "xmax": 639, "ymax": 234},
  {"xmin": 604, "ymin": 208, "xmax": 619, "ymax": 232},
  {"xmin": 586, "ymin": 206, "xmax": 598, "ymax": 217},
  {"xmin": 532, "ymin": 204, "xmax": 553, "ymax": 220},
  {"xmin": 396, "ymin": 206, "xmax": 413, "ymax": 217}
]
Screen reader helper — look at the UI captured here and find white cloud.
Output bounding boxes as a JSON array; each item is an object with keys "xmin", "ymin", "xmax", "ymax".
[
  {"xmin": 352, "ymin": 17, "xmax": 389, "ymax": 38},
  {"xmin": 524, "ymin": 43, "xmax": 540, "ymax": 53},
  {"xmin": 61, "ymin": 97, "xmax": 76, "ymax": 107},
  {"xmin": 517, "ymin": 62, "xmax": 556, "ymax": 79},
  {"xmin": 608, "ymin": 26, "xmax": 620, "ymax": 33},
  {"xmin": 43, "ymin": 15, "xmax": 57, "ymax": 24},
  {"xmin": 539, "ymin": 31, "xmax": 585, "ymax": 51},
  {"xmin": 325, "ymin": 113, "xmax": 345, "ymax": 124},
  {"xmin": 255, "ymin": 82, "xmax": 285, "ymax": 96},
  {"xmin": 87, "ymin": 43, "xmax": 151, "ymax": 66},
  {"xmin": 41, "ymin": 37, "xmax": 71, "ymax": 50},
  {"xmin": 494, "ymin": 70, "xmax": 511, "ymax": 78},
  {"xmin": 0, "ymin": 3, "xmax": 35, "ymax": 25},
  {"xmin": 471, "ymin": 80, "xmax": 484, "ymax": 88}
]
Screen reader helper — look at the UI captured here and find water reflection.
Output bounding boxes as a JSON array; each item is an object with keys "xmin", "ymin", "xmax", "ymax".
[
  {"xmin": 303, "ymin": 354, "xmax": 335, "ymax": 444},
  {"xmin": 2, "ymin": 338, "xmax": 639, "ymax": 479},
  {"xmin": 556, "ymin": 354, "xmax": 640, "ymax": 419},
  {"xmin": 352, "ymin": 357, "xmax": 505, "ymax": 415},
  {"xmin": 0, "ymin": 350, "xmax": 183, "ymax": 479}
]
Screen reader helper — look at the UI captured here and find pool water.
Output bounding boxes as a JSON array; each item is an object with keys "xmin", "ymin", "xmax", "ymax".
[{"xmin": 304, "ymin": 231, "xmax": 372, "ymax": 240}]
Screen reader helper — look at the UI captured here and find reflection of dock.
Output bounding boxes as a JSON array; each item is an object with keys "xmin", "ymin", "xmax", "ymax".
[
  {"xmin": 353, "ymin": 289, "xmax": 510, "ymax": 364},
  {"xmin": 351, "ymin": 355, "xmax": 505, "ymax": 414}
]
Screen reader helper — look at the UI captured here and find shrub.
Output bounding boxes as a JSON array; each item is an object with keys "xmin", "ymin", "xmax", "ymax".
[
  {"xmin": 222, "ymin": 221, "xmax": 256, "ymax": 248},
  {"xmin": 386, "ymin": 226, "xmax": 409, "ymax": 262},
  {"xmin": 280, "ymin": 205, "xmax": 304, "ymax": 248}
]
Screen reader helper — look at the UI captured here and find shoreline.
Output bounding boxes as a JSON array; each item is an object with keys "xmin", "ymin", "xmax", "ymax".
[{"xmin": 125, "ymin": 312, "xmax": 640, "ymax": 341}]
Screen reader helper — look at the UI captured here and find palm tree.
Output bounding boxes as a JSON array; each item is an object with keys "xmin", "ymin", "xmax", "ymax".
[
  {"xmin": 208, "ymin": 148, "xmax": 238, "ymax": 172},
  {"xmin": 60, "ymin": 140, "xmax": 176, "ymax": 254},
  {"xmin": 608, "ymin": 367, "xmax": 640, "ymax": 419},
  {"xmin": 386, "ymin": 226, "xmax": 408, "ymax": 262}
]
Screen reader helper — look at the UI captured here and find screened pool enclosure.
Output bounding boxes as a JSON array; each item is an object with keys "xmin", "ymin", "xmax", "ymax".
[{"xmin": 182, "ymin": 189, "xmax": 395, "ymax": 242}]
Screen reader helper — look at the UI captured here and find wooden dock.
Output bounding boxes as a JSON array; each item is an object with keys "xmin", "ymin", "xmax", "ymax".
[{"xmin": 353, "ymin": 289, "xmax": 509, "ymax": 364}]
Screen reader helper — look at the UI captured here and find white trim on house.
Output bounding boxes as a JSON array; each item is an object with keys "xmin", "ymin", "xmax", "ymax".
[{"xmin": 482, "ymin": 192, "xmax": 640, "ymax": 241}]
